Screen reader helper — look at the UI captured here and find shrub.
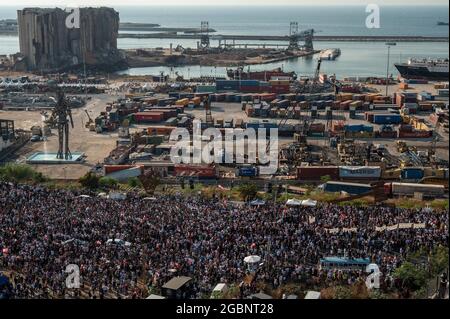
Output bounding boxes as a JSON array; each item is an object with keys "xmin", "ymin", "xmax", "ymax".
[
  {"xmin": 99, "ymin": 177, "xmax": 118, "ymax": 189},
  {"xmin": 79, "ymin": 172, "xmax": 100, "ymax": 190},
  {"xmin": 127, "ymin": 177, "xmax": 143, "ymax": 188},
  {"xmin": 0, "ymin": 163, "xmax": 47, "ymax": 183}
]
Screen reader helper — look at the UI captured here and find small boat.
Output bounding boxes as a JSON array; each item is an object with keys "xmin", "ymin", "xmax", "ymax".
[{"xmin": 319, "ymin": 48, "xmax": 341, "ymax": 61}]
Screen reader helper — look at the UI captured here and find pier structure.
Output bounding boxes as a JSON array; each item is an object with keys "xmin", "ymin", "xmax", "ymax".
[{"xmin": 118, "ymin": 33, "xmax": 449, "ymax": 43}]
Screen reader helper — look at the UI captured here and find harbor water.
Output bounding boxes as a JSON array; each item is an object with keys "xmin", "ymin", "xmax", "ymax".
[{"xmin": 1, "ymin": 5, "xmax": 448, "ymax": 77}]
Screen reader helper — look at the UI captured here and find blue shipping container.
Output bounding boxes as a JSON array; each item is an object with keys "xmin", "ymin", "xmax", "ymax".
[
  {"xmin": 237, "ymin": 167, "xmax": 258, "ymax": 177},
  {"xmin": 401, "ymin": 168, "xmax": 424, "ymax": 180},
  {"xmin": 241, "ymin": 80, "xmax": 260, "ymax": 86},
  {"xmin": 216, "ymin": 80, "xmax": 240, "ymax": 91},
  {"xmin": 296, "ymin": 94, "xmax": 306, "ymax": 102},
  {"xmin": 168, "ymin": 92, "xmax": 180, "ymax": 99},
  {"xmin": 373, "ymin": 114, "xmax": 403, "ymax": 124}
]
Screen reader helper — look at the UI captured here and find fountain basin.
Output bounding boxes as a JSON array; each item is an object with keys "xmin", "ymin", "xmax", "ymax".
[{"xmin": 26, "ymin": 152, "xmax": 86, "ymax": 164}]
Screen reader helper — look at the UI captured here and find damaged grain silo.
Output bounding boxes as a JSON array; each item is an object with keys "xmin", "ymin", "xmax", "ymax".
[{"xmin": 17, "ymin": 7, "xmax": 126, "ymax": 72}]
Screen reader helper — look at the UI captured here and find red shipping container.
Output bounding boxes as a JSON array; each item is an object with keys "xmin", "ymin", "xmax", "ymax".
[
  {"xmin": 419, "ymin": 103, "xmax": 433, "ymax": 111},
  {"xmin": 297, "ymin": 166, "xmax": 339, "ymax": 180},
  {"xmin": 331, "ymin": 101, "xmax": 341, "ymax": 110},
  {"xmin": 378, "ymin": 131, "xmax": 398, "ymax": 138},
  {"xmin": 240, "ymin": 86, "xmax": 261, "ymax": 93},
  {"xmin": 147, "ymin": 126, "xmax": 175, "ymax": 135},
  {"xmin": 365, "ymin": 112, "xmax": 374, "ymax": 123},
  {"xmin": 134, "ymin": 112, "xmax": 164, "ymax": 123},
  {"xmin": 270, "ymin": 85, "xmax": 290, "ymax": 94},
  {"xmin": 309, "ymin": 123, "xmax": 326, "ymax": 133},
  {"xmin": 398, "ymin": 130, "xmax": 432, "ymax": 138}
]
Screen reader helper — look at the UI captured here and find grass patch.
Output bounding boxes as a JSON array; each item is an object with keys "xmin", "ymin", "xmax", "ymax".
[
  {"xmin": 386, "ymin": 198, "xmax": 449, "ymax": 210},
  {"xmin": 0, "ymin": 163, "xmax": 48, "ymax": 183}
]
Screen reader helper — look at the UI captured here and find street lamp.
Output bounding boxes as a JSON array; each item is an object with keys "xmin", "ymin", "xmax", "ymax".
[{"xmin": 385, "ymin": 42, "xmax": 397, "ymax": 96}]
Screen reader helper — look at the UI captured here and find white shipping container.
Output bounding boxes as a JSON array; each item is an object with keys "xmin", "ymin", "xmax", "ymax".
[
  {"xmin": 391, "ymin": 183, "xmax": 445, "ymax": 197},
  {"xmin": 339, "ymin": 166, "xmax": 381, "ymax": 179}
]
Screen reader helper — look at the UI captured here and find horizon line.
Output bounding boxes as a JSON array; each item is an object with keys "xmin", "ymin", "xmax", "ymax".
[{"xmin": 1, "ymin": 4, "xmax": 449, "ymax": 7}]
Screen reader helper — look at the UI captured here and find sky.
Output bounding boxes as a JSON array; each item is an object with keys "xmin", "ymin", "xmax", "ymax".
[{"xmin": 1, "ymin": 0, "xmax": 448, "ymax": 6}]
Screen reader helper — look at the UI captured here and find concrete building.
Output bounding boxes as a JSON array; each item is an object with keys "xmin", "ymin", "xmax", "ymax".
[{"xmin": 17, "ymin": 7, "xmax": 124, "ymax": 71}]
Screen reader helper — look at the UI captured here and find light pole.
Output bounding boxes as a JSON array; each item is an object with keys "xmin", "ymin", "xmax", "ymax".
[{"xmin": 385, "ymin": 42, "xmax": 397, "ymax": 97}]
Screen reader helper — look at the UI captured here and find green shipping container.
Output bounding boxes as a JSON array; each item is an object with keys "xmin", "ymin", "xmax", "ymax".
[
  {"xmin": 146, "ymin": 135, "xmax": 164, "ymax": 145},
  {"xmin": 197, "ymin": 85, "xmax": 217, "ymax": 93}
]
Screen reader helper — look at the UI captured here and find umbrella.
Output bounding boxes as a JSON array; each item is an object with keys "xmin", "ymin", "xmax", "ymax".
[{"xmin": 244, "ymin": 255, "xmax": 261, "ymax": 264}]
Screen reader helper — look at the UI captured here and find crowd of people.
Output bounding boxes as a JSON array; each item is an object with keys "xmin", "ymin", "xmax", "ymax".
[{"xmin": 0, "ymin": 181, "xmax": 448, "ymax": 299}]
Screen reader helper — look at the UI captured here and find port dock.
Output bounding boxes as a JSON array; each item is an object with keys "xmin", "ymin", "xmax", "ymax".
[{"xmin": 118, "ymin": 33, "xmax": 449, "ymax": 42}]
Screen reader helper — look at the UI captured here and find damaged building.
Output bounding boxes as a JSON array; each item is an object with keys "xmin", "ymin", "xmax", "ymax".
[{"xmin": 17, "ymin": 7, "xmax": 126, "ymax": 72}]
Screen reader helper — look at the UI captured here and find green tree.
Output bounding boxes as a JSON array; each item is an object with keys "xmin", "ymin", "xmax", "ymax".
[
  {"xmin": 79, "ymin": 172, "xmax": 100, "ymax": 190},
  {"xmin": 237, "ymin": 183, "xmax": 258, "ymax": 201},
  {"xmin": 430, "ymin": 246, "xmax": 449, "ymax": 276},
  {"xmin": 393, "ymin": 261, "xmax": 428, "ymax": 292},
  {"xmin": 320, "ymin": 175, "xmax": 332, "ymax": 183},
  {"xmin": 139, "ymin": 171, "xmax": 160, "ymax": 194}
]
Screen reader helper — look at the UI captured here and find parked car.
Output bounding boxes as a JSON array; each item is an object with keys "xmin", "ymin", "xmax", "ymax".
[{"xmin": 30, "ymin": 135, "xmax": 42, "ymax": 142}]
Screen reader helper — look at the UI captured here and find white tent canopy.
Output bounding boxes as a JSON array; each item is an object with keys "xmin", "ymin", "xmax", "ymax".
[
  {"xmin": 286, "ymin": 199, "xmax": 302, "ymax": 206},
  {"xmin": 301, "ymin": 199, "xmax": 318, "ymax": 207},
  {"xmin": 286, "ymin": 199, "xmax": 318, "ymax": 207},
  {"xmin": 250, "ymin": 199, "xmax": 266, "ymax": 206}
]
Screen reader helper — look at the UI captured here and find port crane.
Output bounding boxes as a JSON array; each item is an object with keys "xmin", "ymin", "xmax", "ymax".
[
  {"xmin": 199, "ymin": 21, "xmax": 211, "ymax": 50},
  {"xmin": 203, "ymin": 96, "xmax": 214, "ymax": 126},
  {"xmin": 288, "ymin": 22, "xmax": 315, "ymax": 51},
  {"xmin": 84, "ymin": 110, "xmax": 94, "ymax": 130}
]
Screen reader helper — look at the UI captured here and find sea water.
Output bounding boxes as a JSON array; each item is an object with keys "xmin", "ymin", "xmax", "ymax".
[{"xmin": 0, "ymin": 5, "xmax": 448, "ymax": 77}]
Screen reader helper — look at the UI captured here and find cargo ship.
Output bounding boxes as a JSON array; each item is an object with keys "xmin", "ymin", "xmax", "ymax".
[
  {"xmin": 394, "ymin": 58, "xmax": 449, "ymax": 81},
  {"xmin": 319, "ymin": 48, "xmax": 341, "ymax": 61},
  {"xmin": 227, "ymin": 67, "xmax": 297, "ymax": 81}
]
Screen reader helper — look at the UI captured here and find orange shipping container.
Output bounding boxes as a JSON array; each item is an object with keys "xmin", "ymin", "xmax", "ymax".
[
  {"xmin": 147, "ymin": 126, "xmax": 176, "ymax": 136},
  {"xmin": 176, "ymin": 98, "xmax": 190, "ymax": 106}
]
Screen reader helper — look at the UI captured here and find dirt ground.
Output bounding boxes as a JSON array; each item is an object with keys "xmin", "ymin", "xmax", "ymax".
[
  {"xmin": 1, "ymin": 81, "xmax": 448, "ymax": 180},
  {"xmin": 0, "ymin": 94, "xmax": 118, "ymax": 179}
]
